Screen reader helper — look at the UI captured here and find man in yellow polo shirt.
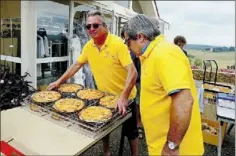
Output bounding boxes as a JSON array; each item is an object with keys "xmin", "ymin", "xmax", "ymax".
[
  {"xmin": 121, "ymin": 14, "xmax": 204, "ymax": 156},
  {"xmin": 47, "ymin": 10, "xmax": 139, "ymax": 156}
]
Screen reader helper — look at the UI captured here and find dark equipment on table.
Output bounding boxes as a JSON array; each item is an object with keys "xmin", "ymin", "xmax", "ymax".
[{"xmin": 0, "ymin": 61, "xmax": 36, "ymax": 111}]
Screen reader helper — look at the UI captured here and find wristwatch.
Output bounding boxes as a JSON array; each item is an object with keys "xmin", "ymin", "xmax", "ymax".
[{"xmin": 167, "ymin": 141, "xmax": 179, "ymax": 150}]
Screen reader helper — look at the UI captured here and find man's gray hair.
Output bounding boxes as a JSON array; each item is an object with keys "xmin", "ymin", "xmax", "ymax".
[
  {"xmin": 150, "ymin": 17, "xmax": 160, "ymax": 29},
  {"xmin": 122, "ymin": 14, "xmax": 161, "ymax": 41},
  {"xmin": 87, "ymin": 10, "xmax": 106, "ymax": 25},
  {"xmin": 88, "ymin": 10, "xmax": 102, "ymax": 17}
]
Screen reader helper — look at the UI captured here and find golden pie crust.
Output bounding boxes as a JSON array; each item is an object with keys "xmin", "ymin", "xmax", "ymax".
[
  {"xmin": 79, "ymin": 106, "xmax": 112, "ymax": 123},
  {"xmin": 58, "ymin": 83, "xmax": 83, "ymax": 93},
  {"xmin": 53, "ymin": 98, "xmax": 85, "ymax": 113},
  {"xmin": 77, "ymin": 89, "xmax": 104, "ymax": 100},
  {"xmin": 99, "ymin": 95, "xmax": 119, "ymax": 109},
  {"xmin": 32, "ymin": 91, "xmax": 61, "ymax": 103}
]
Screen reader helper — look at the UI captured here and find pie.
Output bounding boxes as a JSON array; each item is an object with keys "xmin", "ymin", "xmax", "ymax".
[
  {"xmin": 79, "ymin": 106, "xmax": 112, "ymax": 123},
  {"xmin": 32, "ymin": 91, "xmax": 61, "ymax": 103},
  {"xmin": 53, "ymin": 98, "xmax": 85, "ymax": 113},
  {"xmin": 99, "ymin": 95, "xmax": 119, "ymax": 109},
  {"xmin": 58, "ymin": 83, "xmax": 83, "ymax": 93},
  {"xmin": 77, "ymin": 89, "xmax": 104, "ymax": 100}
]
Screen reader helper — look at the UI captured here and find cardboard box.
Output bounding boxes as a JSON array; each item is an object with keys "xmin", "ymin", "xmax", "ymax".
[
  {"xmin": 201, "ymin": 118, "xmax": 227, "ymax": 146},
  {"xmin": 202, "ymin": 104, "xmax": 217, "ymax": 121}
]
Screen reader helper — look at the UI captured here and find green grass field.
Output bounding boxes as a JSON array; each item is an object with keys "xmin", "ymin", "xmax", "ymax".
[{"xmin": 186, "ymin": 49, "xmax": 235, "ymax": 68}]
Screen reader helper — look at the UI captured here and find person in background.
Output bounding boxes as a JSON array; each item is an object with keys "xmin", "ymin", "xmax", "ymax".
[
  {"xmin": 47, "ymin": 10, "xmax": 139, "ymax": 156},
  {"xmin": 121, "ymin": 28, "xmax": 143, "ymax": 139},
  {"xmin": 121, "ymin": 14, "xmax": 204, "ymax": 156},
  {"xmin": 174, "ymin": 35, "xmax": 188, "ymax": 56},
  {"xmin": 130, "ymin": 51, "xmax": 143, "ymax": 139}
]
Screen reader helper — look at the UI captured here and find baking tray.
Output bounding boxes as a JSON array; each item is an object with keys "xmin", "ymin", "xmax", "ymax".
[
  {"xmin": 24, "ymin": 91, "xmax": 133, "ymax": 133},
  {"xmin": 97, "ymin": 93, "xmax": 119, "ymax": 110},
  {"xmin": 76, "ymin": 89, "xmax": 105, "ymax": 105},
  {"xmin": 57, "ymin": 83, "xmax": 84, "ymax": 98},
  {"xmin": 30, "ymin": 91, "xmax": 62, "ymax": 106},
  {"xmin": 44, "ymin": 97, "xmax": 132, "ymax": 132}
]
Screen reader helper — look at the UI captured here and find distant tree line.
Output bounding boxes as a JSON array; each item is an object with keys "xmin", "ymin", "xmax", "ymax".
[
  {"xmin": 204, "ymin": 46, "xmax": 235, "ymax": 52},
  {"xmin": 185, "ymin": 44, "xmax": 235, "ymax": 52}
]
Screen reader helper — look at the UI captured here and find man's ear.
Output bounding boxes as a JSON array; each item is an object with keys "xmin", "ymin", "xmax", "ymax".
[
  {"xmin": 138, "ymin": 33, "xmax": 146, "ymax": 43},
  {"xmin": 104, "ymin": 24, "xmax": 109, "ymax": 31}
]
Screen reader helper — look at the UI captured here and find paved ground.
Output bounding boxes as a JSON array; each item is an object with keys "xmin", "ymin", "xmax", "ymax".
[{"xmin": 81, "ymin": 125, "xmax": 235, "ymax": 156}]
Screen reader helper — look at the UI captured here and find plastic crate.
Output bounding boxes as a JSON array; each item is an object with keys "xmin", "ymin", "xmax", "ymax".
[
  {"xmin": 203, "ymin": 91, "xmax": 217, "ymax": 105},
  {"xmin": 203, "ymin": 82, "xmax": 232, "ymax": 94}
]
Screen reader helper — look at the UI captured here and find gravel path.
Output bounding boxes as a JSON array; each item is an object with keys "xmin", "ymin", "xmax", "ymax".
[{"xmin": 81, "ymin": 126, "xmax": 235, "ymax": 156}]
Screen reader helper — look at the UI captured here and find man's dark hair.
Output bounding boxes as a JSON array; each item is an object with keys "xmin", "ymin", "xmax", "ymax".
[{"xmin": 174, "ymin": 35, "xmax": 187, "ymax": 44}]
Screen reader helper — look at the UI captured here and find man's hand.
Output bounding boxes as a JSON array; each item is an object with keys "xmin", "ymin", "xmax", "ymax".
[
  {"xmin": 47, "ymin": 81, "xmax": 60, "ymax": 90},
  {"xmin": 47, "ymin": 61, "xmax": 84, "ymax": 91},
  {"xmin": 116, "ymin": 95, "xmax": 129, "ymax": 115},
  {"xmin": 115, "ymin": 63, "xmax": 137, "ymax": 115},
  {"xmin": 161, "ymin": 142, "xmax": 179, "ymax": 156}
]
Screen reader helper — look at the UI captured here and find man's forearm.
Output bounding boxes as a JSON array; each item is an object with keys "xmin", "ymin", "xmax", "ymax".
[
  {"xmin": 121, "ymin": 65, "xmax": 137, "ymax": 99},
  {"xmin": 167, "ymin": 89, "xmax": 194, "ymax": 145},
  {"xmin": 57, "ymin": 62, "xmax": 83, "ymax": 84}
]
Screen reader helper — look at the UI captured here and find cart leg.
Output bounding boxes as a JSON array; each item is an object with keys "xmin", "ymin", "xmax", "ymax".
[
  {"xmin": 218, "ymin": 121, "xmax": 223, "ymax": 156},
  {"xmin": 226, "ymin": 123, "xmax": 234, "ymax": 135},
  {"xmin": 119, "ymin": 126, "xmax": 125, "ymax": 156}
]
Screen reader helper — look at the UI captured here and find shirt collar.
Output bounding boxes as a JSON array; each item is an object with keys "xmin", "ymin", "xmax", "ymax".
[{"xmin": 140, "ymin": 34, "xmax": 165, "ymax": 59}]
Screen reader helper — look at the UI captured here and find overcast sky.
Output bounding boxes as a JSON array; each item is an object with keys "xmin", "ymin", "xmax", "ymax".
[{"xmin": 156, "ymin": 1, "xmax": 235, "ymax": 47}]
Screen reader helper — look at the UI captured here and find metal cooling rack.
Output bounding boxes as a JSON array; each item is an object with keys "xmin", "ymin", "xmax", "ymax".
[{"xmin": 21, "ymin": 94, "xmax": 132, "ymax": 138}]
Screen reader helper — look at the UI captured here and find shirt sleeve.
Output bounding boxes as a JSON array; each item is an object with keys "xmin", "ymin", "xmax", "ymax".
[
  {"xmin": 168, "ymin": 89, "xmax": 181, "ymax": 95},
  {"xmin": 117, "ymin": 42, "xmax": 133, "ymax": 67},
  {"xmin": 156, "ymin": 47, "xmax": 191, "ymax": 94},
  {"xmin": 77, "ymin": 45, "xmax": 88, "ymax": 64}
]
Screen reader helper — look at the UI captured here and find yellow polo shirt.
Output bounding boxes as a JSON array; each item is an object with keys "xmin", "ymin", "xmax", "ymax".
[
  {"xmin": 140, "ymin": 35, "xmax": 204, "ymax": 155},
  {"xmin": 78, "ymin": 33, "xmax": 136, "ymax": 99}
]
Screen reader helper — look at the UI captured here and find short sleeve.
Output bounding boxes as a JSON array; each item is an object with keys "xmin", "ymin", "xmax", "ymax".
[
  {"xmin": 117, "ymin": 41, "xmax": 133, "ymax": 67},
  {"xmin": 156, "ymin": 47, "xmax": 191, "ymax": 94},
  {"xmin": 77, "ymin": 45, "xmax": 88, "ymax": 64}
]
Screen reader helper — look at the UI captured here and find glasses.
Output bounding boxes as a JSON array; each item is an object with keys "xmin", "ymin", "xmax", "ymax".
[
  {"xmin": 124, "ymin": 36, "xmax": 137, "ymax": 46},
  {"xmin": 85, "ymin": 23, "xmax": 103, "ymax": 30}
]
